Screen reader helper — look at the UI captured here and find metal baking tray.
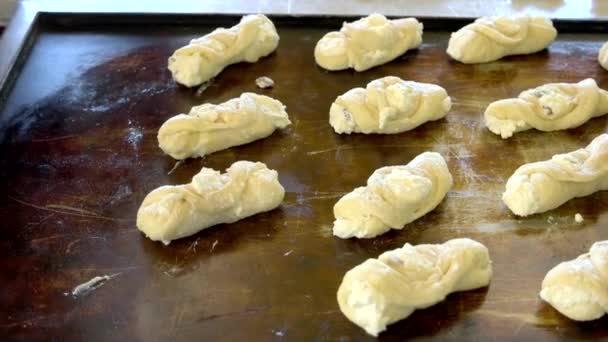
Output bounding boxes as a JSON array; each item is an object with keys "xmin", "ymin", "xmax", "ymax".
[{"xmin": 0, "ymin": 12, "xmax": 607, "ymax": 340}]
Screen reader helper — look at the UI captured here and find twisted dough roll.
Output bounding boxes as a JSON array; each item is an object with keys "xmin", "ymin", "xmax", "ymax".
[
  {"xmin": 330, "ymin": 76, "xmax": 451, "ymax": 134},
  {"xmin": 541, "ymin": 241, "xmax": 608, "ymax": 321},
  {"xmin": 503, "ymin": 134, "xmax": 608, "ymax": 216},
  {"xmin": 447, "ymin": 16, "xmax": 557, "ymax": 64},
  {"xmin": 158, "ymin": 93, "xmax": 291, "ymax": 160},
  {"xmin": 333, "ymin": 152, "xmax": 452, "ymax": 239},
  {"xmin": 168, "ymin": 14, "xmax": 279, "ymax": 87},
  {"xmin": 599, "ymin": 41, "xmax": 608, "ymax": 70},
  {"xmin": 338, "ymin": 238, "xmax": 492, "ymax": 336},
  {"xmin": 137, "ymin": 161, "xmax": 284, "ymax": 244},
  {"xmin": 485, "ymin": 78, "xmax": 608, "ymax": 138},
  {"xmin": 314, "ymin": 14, "xmax": 422, "ymax": 72}
]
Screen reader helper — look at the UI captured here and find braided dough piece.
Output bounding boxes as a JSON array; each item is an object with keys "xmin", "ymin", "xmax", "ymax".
[
  {"xmin": 485, "ymin": 78, "xmax": 608, "ymax": 138},
  {"xmin": 540, "ymin": 241, "xmax": 608, "ymax": 321},
  {"xmin": 599, "ymin": 41, "xmax": 608, "ymax": 70},
  {"xmin": 447, "ymin": 16, "xmax": 557, "ymax": 64},
  {"xmin": 503, "ymin": 134, "xmax": 608, "ymax": 216},
  {"xmin": 338, "ymin": 238, "xmax": 492, "ymax": 336},
  {"xmin": 314, "ymin": 14, "xmax": 422, "ymax": 72},
  {"xmin": 158, "ymin": 93, "xmax": 291, "ymax": 160},
  {"xmin": 137, "ymin": 161, "xmax": 284, "ymax": 244},
  {"xmin": 333, "ymin": 152, "xmax": 452, "ymax": 239},
  {"xmin": 330, "ymin": 76, "xmax": 451, "ymax": 134},
  {"xmin": 168, "ymin": 14, "xmax": 279, "ymax": 87}
]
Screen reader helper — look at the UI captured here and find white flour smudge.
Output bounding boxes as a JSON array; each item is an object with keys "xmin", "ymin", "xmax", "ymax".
[{"xmin": 71, "ymin": 273, "xmax": 120, "ymax": 298}]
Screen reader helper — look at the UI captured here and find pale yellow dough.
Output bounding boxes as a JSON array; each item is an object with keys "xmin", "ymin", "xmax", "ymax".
[
  {"xmin": 599, "ymin": 41, "xmax": 608, "ymax": 70},
  {"xmin": 330, "ymin": 76, "xmax": 451, "ymax": 134},
  {"xmin": 168, "ymin": 14, "xmax": 279, "ymax": 87},
  {"xmin": 338, "ymin": 238, "xmax": 492, "ymax": 336},
  {"xmin": 503, "ymin": 134, "xmax": 608, "ymax": 216},
  {"xmin": 485, "ymin": 78, "xmax": 608, "ymax": 138},
  {"xmin": 447, "ymin": 15, "xmax": 557, "ymax": 64},
  {"xmin": 137, "ymin": 161, "xmax": 284, "ymax": 244},
  {"xmin": 314, "ymin": 14, "xmax": 422, "ymax": 72},
  {"xmin": 333, "ymin": 152, "xmax": 452, "ymax": 239},
  {"xmin": 541, "ymin": 240, "xmax": 608, "ymax": 321},
  {"xmin": 158, "ymin": 93, "xmax": 291, "ymax": 160}
]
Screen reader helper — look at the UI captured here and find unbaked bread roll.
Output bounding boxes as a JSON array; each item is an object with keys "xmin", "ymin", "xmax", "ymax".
[
  {"xmin": 137, "ymin": 161, "xmax": 284, "ymax": 244},
  {"xmin": 338, "ymin": 238, "xmax": 492, "ymax": 336},
  {"xmin": 333, "ymin": 152, "xmax": 452, "ymax": 239},
  {"xmin": 314, "ymin": 14, "xmax": 422, "ymax": 72},
  {"xmin": 330, "ymin": 76, "xmax": 451, "ymax": 134},
  {"xmin": 158, "ymin": 93, "xmax": 291, "ymax": 160},
  {"xmin": 540, "ymin": 240, "xmax": 608, "ymax": 321},
  {"xmin": 599, "ymin": 41, "xmax": 608, "ymax": 70},
  {"xmin": 168, "ymin": 14, "xmax": 279, "ymax": 87},
  {"xmin": 447, "ymin": 16, "xmax": 557, "ymax": 64},
  {"xmin": 485, "ymin": 78, "xmax": 608, "ymax": 138},
  {"xmin": 503, "ymin": 134, "xmax": 608, "ymax": 217}
]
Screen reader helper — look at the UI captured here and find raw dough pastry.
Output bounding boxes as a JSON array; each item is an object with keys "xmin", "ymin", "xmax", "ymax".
[
  {"xmin": 314, "ymin": 14, "xmax": 422, "ymax": 71},
  {"xmin": 540, "ymin": 240, "xmax": 608, "ymax": 321},
  {"xmin": 168, "ymin": 14, "xmax": 279, "ymax": 87},
  {"xmin": 485, "ymin": 78, "xmax": 608, "ymax": 138},
  {"xmin": 137, "ymin": 161, "xmax": 284, "ymax": 244},
  {"xmin": 330, "ymin": 76, "xmax": 451, "ymax": 134},
  {"xmin": 503, "ymin": 134, "xmax": 608, "ymax": 216},
  {"xmin": 338, "ymin": 238, "xmax": 492, "ymax": 336},
  {"xmin": 158, "ymin": 93, "xmax": 291, "ymax": 160},
  {"xmin": 333, "ymin": 152, "xmax": 452, "ymax": 239},
  {"xmin": 447, "ymin": 16, "xmax": 557, "ymax": 64},
  {"xmin": 599, "ymin": 41, "xmax": 608, "ymax": 70}
]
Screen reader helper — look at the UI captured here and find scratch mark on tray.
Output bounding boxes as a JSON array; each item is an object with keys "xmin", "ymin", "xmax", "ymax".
[
  {"xmin": 65, "ymin": 236, "xmax": 108, "ymax": 253},
  {"xmin": 291, "ymin": 193, "xmax": 344, "ymax": 202},
  {"xmin": 198, "ymin": 306, "xmax": 270, "ymax": 322},
  {"xmin": 45, "ymin": 204, "xmax": 102, "ymax": 216},
  {"xmin": 168, "ymin": 304, "xmax": 187, "ymax": 339},
  {"xmin": 8, "ymin": 196, "xmax": 126, "ymax": 222},
  {"xmin": 306, "ymin": 145, "xmax": 410, "ymax": 156},
  {"xmin": 474, "ymin": 309, "xmax": 558, "ymax": 326},
  {"xmin": 30, "ymin": 134, "xmax": 78, "ymax": 143},
  {"xmin": 75, "ymin": 266, "xmax": 140, "ymax": 273},
  {"xmin": 167, "ymin": 160, "xmax": 183, "ymax": 175},
  {"xmin": 163, "ymin": 265, "xmax": 184, "ymax": 277},
  {"xmin": 29, "ymin": 233, "xmax": 73, "ymax": 244},
  {"xmin": 187, "ymin": 237, "xmax": 200, "ymax": 253}
]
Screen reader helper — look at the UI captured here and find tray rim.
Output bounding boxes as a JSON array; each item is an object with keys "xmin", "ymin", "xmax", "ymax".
[{"xmin": 1, "ymin": 4, "xmax": 608, "ymax": 111}]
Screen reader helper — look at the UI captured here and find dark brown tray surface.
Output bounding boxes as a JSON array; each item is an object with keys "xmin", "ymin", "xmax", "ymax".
[{"xmin": 1, "ymin": 15, "xmax": 607, "ymax": 341}]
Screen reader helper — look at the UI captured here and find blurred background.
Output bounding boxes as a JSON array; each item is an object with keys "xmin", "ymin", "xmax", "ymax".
[
  {"xmin": 0, "ymin": 0, "xmax": 18, "ymax": 33},
  {"xmin": 0, "ymin": 0, "xmax": 17, "ymax": 23},
  {"xmin": 0, "ymin": 0, "xmax": 606, "ymax": 36}
]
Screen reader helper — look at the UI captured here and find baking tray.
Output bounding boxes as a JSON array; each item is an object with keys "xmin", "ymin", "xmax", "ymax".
[{"xmin": 0, "ymin": 12, "xmax": 607, "ymax": 341}]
